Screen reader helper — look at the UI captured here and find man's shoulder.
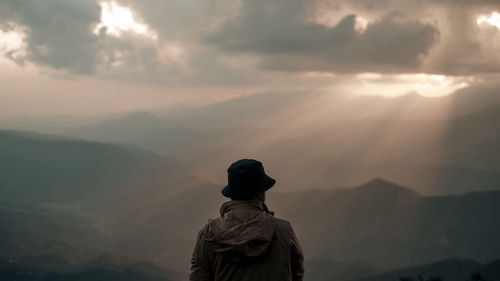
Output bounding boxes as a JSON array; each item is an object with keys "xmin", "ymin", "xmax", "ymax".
[
  {"xmin": 270, "ymin": 215, "xmax": 296, "ymax": 236},
  {"xmin": 271, "ymin": 216, "xmax": 292, "ymax": 228},
  {"xmin": 198, "ymin": 215, "xmax": 227, "ymax": 237},
  {"xmin": 196, "ymin": 222, "xmax": 211, "ymax": 237}
]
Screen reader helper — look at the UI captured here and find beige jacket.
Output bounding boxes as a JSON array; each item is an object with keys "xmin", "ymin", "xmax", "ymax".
[{"xmin": 190, "ymin": 200, "xmax": 304, "ymax": 281}]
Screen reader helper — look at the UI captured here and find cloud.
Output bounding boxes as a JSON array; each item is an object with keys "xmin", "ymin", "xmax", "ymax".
[
  {"xmin": 0, "ymin": 0, "xmax": 178, "ymax": 78},
  {"xmin": 204, "ymin": 0, "xmax": 439, "ymax": 73},
  {"xmin": 340, "ymin": 0, "xmax": 500, "ymax": 75},
  {"xmin": 1, "ymin": 0, "xmax": 500, "ymax": 85},
  {"xmin": 0, "ymin": 0, "xmax": 102, "ymax": 74},
  {"xmin": 422, "ymin": 4, "xmax": 500, "ymax": 76}
]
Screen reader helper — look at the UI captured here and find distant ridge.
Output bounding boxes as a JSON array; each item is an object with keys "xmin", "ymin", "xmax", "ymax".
[
  {"xmin": 91, "ymin": 111, "xmax": 164, "ymax": 127},
  {"xmin": 0, "ymin": 253, "xmax": 178, "ymax": 281},
  {"xmin": 268, "ymin": 178, "xmax": 500, "ymax": 270},
  {"xmin": 0, "ymin": 128, "xmax": 182, "ymax": 203},
  {"xmin": 356, "ymin": 178, "xmax": 421, "ymax": 197},
  {"xmin": 357, "ymin": 257, "xmax": 500, "ymax": 281}
]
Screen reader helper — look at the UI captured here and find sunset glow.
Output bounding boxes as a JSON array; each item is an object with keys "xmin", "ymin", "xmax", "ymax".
[
  {"xmin": 354, "ymin": 16, "xmax": 368, "ymax": 33},
  {"xmin": 348, "ymin": 73, "xmax": 470, "ymax": 98},
  {"xmin": 94, "ymin": 1, "xmax": 157, "ymax": 39},
  {"xmin": 477, "ymin": 11, "xmax": 500, "ymax": 29},
  {"xmin": 0, "ymin": 29, "xmax": 25, "ymax": 63},
  {"xmin": 0, "ymin": 30, "xmax": 24, "ymax": 52}
]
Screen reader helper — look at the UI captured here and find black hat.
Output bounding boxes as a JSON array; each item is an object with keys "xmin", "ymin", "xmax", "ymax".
[{"xmin": 221, "ymin": 159, "xmax": 276, "ymax": 199}]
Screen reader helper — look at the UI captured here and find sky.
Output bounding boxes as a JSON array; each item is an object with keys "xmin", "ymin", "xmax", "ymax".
[{"xmin": 1, "ymin": 0, "xmax": 500, "ymax": 119}]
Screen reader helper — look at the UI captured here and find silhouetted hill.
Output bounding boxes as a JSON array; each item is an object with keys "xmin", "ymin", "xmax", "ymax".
[
  {"xmin": 357, "ymin": 257, "xmax": 500, "ymax": 281},
  {"xmin": 2, "ymin": 166, "xmax": 500, "ymax": 280},
  {"xmin": 356, "ymin": 178, "xmax": 420, "ymax": 198},
  {"xmin": 481, "ymin": 258, "xmax": 500, "ymax": 278},
  {"xmin": 2, "ymin": 128, "xmax": 500, "ymax": 278},
  {"xmin": 84, "ymin": 178, "xmax": 500, "ymax": 276},
  {"xmin": 159, "ymin": 91, "xmax": 313, "ymax": 129},
  {"xmin": 0, "ymin": 253, "xmax": 177, "ymax": 281},
  {"xmin": 155, "ymin": 89, "xmax": 500, "ymax": 195},
  {"xmin": 0, "ymin": 129, "xmax": 182, "ymax": 203},
  {"xmin": 12, "ymin": 88, "xmax": 500, "ymax": 195},
  {"xmin": 305, "ymin": 257, "xmax": 377, "ymax": 281},
  {"xmin": 268, "ymin": 179, "xmax": 500, "ymax": 269},
  {"xmin": 160, "ymin": 87, "xmax": 500, "ymax": 127},
  {"xmin": 66, "ymin": 112, "xmax": 165, "ymax": 137},
  {"xmin": 80, "ymin": 254, "xmax": 181, "ymax": 281},
  {"xmin": 62, "ymin": 112, "xmax": 226, "ymax": 159},
  {"xmin": 0, "ymin": 201, "xmax": 104, "ymax": 259}
]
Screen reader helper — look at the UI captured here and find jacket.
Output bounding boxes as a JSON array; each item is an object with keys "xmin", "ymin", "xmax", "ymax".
[{"xmin": 190, "ymin": 199, "xmax": 304, "ymax": 281}]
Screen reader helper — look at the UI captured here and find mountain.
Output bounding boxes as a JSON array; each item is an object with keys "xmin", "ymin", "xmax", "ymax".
[
  {"xmin": 2, "ymin": 126, "xmax": 500, "ymax": 279},
  {"xmin": 2, "ymin": 144, "xmax": 500, "ymax": 280},
  {"xmin": 0, "ymin": 253, "xmax": 178, "ymax": 281},
  {"xmin": 0, "ymin": 129, "xmax": 182, "ymax": 203},
  {"xmin": 0, "ymin": 113, "xmax": 120, "ymax": 135},
  {"xmin": 149, "ymin": 88, "xmax": 500, "ymax": 195},
  {"xmin": 0, "ymin": 129, "xmax": 211, "ymax": 273},
  {"xmin": 305, "ymin": 257, "xmax": 500, "ymax": 281},
  {"xmin": 11, "ymin": 88, "xmax": 500, "ymax": 195},
  {"xmin": 61, "ymin": 112, "xmax": 226, "ymax": 160},
  {"xmin": 79, "ymin": 177, "xmax": 500, "ymax": 276},
  {"xmin": 305, "ymin": 258, "xmax": 378, "ymax": 281},
  {"xmin": 357, "ymin": 257, "xmax": 500, "ymax": 281},
  {"xmin": 158, "ymin": 91, "xmax": 315, "ymax": 129},
  {"xmin": 268, "ymin": 178, "xmax": 500, "ymax": 269},
  {"xmin": 190, "ymin": 104, "xmax": 500, "ymax": 195},
  {"xmin": 0, "ymin": 202, "xmax": 102, "ymax": 259}
]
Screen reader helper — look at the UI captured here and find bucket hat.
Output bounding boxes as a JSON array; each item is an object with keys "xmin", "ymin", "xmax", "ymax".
[{"xmin": 221, "ymin": 159, "xmax": 276, "ymax": 199}]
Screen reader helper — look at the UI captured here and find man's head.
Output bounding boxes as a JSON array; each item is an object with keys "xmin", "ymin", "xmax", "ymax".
[{"xmin": 221, "ymin": 159, "xmax": 275, "ymax": 201}]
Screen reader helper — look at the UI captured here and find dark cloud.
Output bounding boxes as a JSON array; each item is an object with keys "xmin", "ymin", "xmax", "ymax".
[
  {"xmin": 0, "ymin": 0, "xmax": 168, "ymax": 76},
  {"xmin": 0, "ymin": 0, "xmax": 101, "ymax": 74},
  {"xmin": 1, "ymin": 0, "xmax": 500, "ymax": 82},
  {"xmin": 204, "ymin": 0, "xmax": 439, "ymax": 73},
  {"xmin": 263, "ymin": 15, "xmax": 439, "ymax": 73},
  {"xmin": 338, "ymin": 0, "xmax": 500, "ymax": 75},
  {"xmin": 346, "ymin": 0, "xmax": 500, "ymax": 9}
]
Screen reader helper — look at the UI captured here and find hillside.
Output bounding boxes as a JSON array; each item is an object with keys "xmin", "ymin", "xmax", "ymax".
[
  {"xmin": 269, "ymin": 178, "xmax": 500, "ymax": 269},
  {"xmin": 50, "ymin": 89, "xmax": 500, "ymax": 195},
  {"xmin": 356, "ymin": 258, "xmax": 500, "ymax": 281},
  {"xmin": 0, "ymin": 129, "xmax": 182, "ymax": 203},
  {"xmin": 61, "ymin": 112, "xmax": 226, "ymax": 160},
  {"xmin": 82, "ymin": 177, "xmax": 500, "ymax": 276},
  {"xmin": 0, "ymin": 253, "xmax": 179, "ymax": 281},
  {"xmin": 2, "ymin": 129, "xmax": 500, "ymax": 279}
]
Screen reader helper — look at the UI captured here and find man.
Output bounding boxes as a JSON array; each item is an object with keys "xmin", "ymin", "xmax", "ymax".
[{"xmin": 190, "ymin": 159, "xmax": 304, "ymax": 281}]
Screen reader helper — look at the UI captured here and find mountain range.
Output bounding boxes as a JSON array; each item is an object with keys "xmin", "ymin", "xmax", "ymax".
[
  {"xmin": 3, "ymin": 130, "xmax": 499, "ymax": 279},
  {"xmin": 0, "ymin": 253, "xmax": 180, "ymax": 281},
  {"xmin": 16, "ymin": 88, "xmax": 499, "ymax": 196},
  {"xmin": 357, "ymin": 257, "xmax": 500, "ymax": 281},
  {"xmin": 2, "ymin": 87, "xmax": 500, "ymax": 280}
]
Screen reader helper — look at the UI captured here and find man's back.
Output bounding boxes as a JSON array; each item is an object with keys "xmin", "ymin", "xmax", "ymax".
[{"xmin": 190, "ymin": 200, "xmax": 304, "ymax": 281}]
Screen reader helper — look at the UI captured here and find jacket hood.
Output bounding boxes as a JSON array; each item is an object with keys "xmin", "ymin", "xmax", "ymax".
[{"xmin": 206, "ymin": 200, "xmax": 276, "ymax": 261}]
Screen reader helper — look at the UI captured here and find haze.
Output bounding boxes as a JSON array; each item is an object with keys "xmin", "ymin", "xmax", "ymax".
[
  {"xmin": 1, "ymin": 1, "xmax": 500, "ymax": 281},
  {"xmin": 1, "ymin": 0, "xmax": 500, "ymax": 119}
]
